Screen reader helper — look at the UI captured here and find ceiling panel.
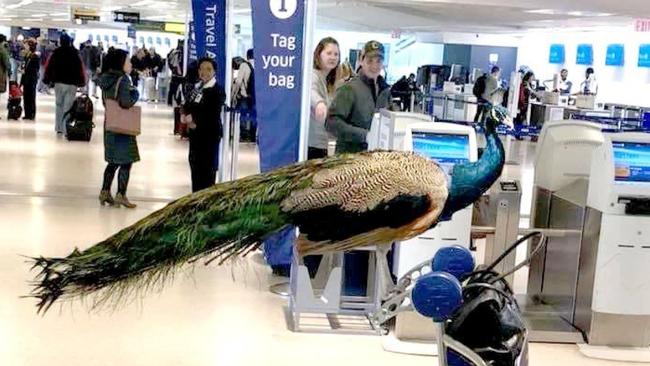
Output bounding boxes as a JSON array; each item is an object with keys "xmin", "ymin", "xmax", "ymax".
[{"xmin": 0, "ymin": 0, "xmax": 644, "ymax": 33}]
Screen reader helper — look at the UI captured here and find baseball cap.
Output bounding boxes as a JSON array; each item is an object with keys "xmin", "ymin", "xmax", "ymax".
[{"xmin": 362, "ymin": 40, "xmax": 385, "ymax": 60}]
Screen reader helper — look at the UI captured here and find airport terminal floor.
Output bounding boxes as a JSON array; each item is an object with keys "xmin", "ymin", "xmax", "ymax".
[{"xmin": 0, "ymin": 95, "xmax": 628, "ymax": 366}]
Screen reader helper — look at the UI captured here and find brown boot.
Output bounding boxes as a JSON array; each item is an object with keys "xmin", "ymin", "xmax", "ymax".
[
  {"xmin": 115, "ymin": 193, "xmax": 137, "ymax": 209},
  {"xmin": 99, "ymin": 190, "xmax": 115, "ymax": 206}
]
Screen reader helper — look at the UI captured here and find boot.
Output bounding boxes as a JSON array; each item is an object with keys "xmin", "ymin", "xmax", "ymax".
[
  {"xmin": 115, "ymin": 193, "xmax": 137, "ymax": 209},
  {"xmin": 99, "ymin": 190, "xmax": 115, "ymax": 206}
]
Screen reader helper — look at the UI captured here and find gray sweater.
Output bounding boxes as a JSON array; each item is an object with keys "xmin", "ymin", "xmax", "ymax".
[
  {"xmin": 326, "ymin": 73, "xmax": 391, "ymax": 154},
  {"xmin": 308, "ymin": 69, "xmax": 333, "ymax": 149}
]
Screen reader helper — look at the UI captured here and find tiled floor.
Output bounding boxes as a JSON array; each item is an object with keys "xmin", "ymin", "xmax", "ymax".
[{"xmin": 0, "ymin": 95, "xmax": 635, "ymax": 365}]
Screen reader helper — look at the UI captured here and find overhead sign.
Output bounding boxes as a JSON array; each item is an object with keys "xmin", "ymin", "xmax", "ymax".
[
  {"xmin": 164, "ymin": 22, "xmax": 185, "ymax": 34},
  {"xmin": 113, "ymin": 11, "xmax": 140, "ymax": 23},
  {"xmin": 639, "ymin": 44, "xmax": 650, "ymax": 68},
  {"xmin": 606, "ymin": 44, "xmax": 625, "ymax": 66},
  {"xmin": 576, "ymin": 44, "xmax": 593, "ymax": 65},
  {"xmin": 549, "ymin": 44, "xmax": 565, "ymax": 64},
  {"xmin": 133, "ymin": 20, "xmax": 166, "ymax": 32},
  {"xmin": 636, "ymin": 19, "xmax": 650, "ymax": 32},
  {"xmin": 72, "ymin": 7, "xmax": 100, "ymax": 22},
  {"xmin": 191, "ymin": 0, "xmax": 227, "ymax": 86},
  {"xmin": 127, "ymin": 26, "xmax": 136, "ymax": 40}
]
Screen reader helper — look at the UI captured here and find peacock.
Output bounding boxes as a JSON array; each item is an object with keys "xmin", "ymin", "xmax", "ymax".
[{"xmin": 30, "ymin": 105, "xmax": 511, "ymax": 314}]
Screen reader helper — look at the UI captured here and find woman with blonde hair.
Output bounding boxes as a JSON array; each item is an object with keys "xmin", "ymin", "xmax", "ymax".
[
  {"xmin": 336, "ymin": 60, "xmax": 354, "ymax": 89},
  {"xmin": 308, "ymin": 37, "xmax": 340, "ymax": 159}
]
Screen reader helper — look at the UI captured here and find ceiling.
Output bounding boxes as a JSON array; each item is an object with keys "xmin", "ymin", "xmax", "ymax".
[{"xmin": 0, "ymin": 0, "xmax": 645, "ymax": 34}]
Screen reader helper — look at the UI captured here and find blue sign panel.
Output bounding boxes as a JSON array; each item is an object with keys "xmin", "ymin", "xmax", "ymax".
[
  {"xmin": 606, "ymin": 44, "xmax": 625, "ymax": 66},
  {"xmin": 191, "ymin": 0, "xmax": 227, "ymax": 86},
  {"xmin": 252, "ymin": 0, "xmax": 306, "ymax": 266},
  {"xmin": 639, "ymin": 44, "xmax": 650, "ymax": 68},
  {"xmin": 549, "ymin": 44, "xmax": 565, "ymax": 64},
  {"xmin": 576, "ymin": 44, "xmax": 593, "ymax": 65}
]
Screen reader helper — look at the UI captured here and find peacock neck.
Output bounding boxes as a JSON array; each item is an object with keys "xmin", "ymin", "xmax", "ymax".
[{"xmin": 438, "ymin": 129, "xmax": 505, "ymax": 221}]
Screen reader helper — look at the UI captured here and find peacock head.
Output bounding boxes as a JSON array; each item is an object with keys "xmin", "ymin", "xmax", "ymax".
[{"xmin": 483, "ymin": 104, "xmax": 513, "ymax": 133}]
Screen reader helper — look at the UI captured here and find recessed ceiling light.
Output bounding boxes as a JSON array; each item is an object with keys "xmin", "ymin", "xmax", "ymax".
[
  {"xmin": 567, "ymin": 11, "xmax": 584, "ymax": 16},
  {"xmin": 49, "ymin": 12, "xmax": 69, "ymax": 17},
  {"xmin": 30, "ymin": 13, "xmax": 46, "ymax": 17},
  {"xmin": 525, "ymin": 9, "xmax": 557, "ymax": 15}
]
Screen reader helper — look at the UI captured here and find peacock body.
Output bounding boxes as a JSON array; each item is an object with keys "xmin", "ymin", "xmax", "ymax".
[{"xmin": 30, "ymin": 105, "xmax": 511, "ymax": 314}]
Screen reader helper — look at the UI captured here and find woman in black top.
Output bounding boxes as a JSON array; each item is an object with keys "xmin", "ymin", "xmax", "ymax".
[
  {"xmin": 21, "ymin": 39, "xmax": 39, "ymax": 120},
  {"xmin": 181, "ymin": 57, "xmax": 226, "ymax": 192}
]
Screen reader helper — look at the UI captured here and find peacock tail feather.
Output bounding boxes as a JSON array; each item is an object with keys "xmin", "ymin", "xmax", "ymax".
[
  {"xmin": 30, "ymin": 146, "xmax": 489, "ymax": 314},
  {"xmin": 30, "ymin": 154, "xmax": 357, "ymax": 313}
]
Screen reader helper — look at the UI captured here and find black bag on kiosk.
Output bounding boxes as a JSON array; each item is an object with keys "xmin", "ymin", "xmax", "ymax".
[{"xmin": 445, "ymin": 233, "xmax": 541, "ymax": 366}]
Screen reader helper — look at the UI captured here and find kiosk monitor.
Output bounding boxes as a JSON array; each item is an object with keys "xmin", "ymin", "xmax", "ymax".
[
  {"xmin": 613, "ymin": 141, "xmax": 650, "ymax": 183},
  {"xmin": 412, "ymin": 132, "xmax": 470, "ymax": 174}
]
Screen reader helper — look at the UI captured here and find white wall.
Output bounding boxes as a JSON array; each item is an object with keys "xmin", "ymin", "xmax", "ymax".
[{"xmin": 517, "ymin": 28, "xmax": 650, "ymax": 107}]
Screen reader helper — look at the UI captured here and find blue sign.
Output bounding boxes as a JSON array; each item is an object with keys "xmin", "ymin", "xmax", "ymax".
[
  {"xmin": 127, "ymin": 26, "xmax": 136, "ymax": 40},
  {"xmin": 191, "ymin": 0, "xmax": 227, "ymax": 86},
  {"xmin": 156, "ymin": 37, "xmax": 162, "ymax": 45},
  {"xmin": 112, "ymin": 35, "xmax": 118, "ymax": 43},
  {"xmin": 188, "ymin": 21, "xmax": 197, "ymax": 62},
  {"xmin": 606, "ymin": 44, "xmax": 625, "ymax": 66},
  {"xmin": 639, "ymin": 44, "xmax": 650, "ymax": 68},
  {"xmin": 576, "ymin": 44, "xmax": 593, "ymax": 65},
  {"xmin": 549, "ymin": 44, "xmax": 565, "ymax": 64},
  {"xmin": 252, "ymin": 0, "xmax": 306, "ymax": 266}
]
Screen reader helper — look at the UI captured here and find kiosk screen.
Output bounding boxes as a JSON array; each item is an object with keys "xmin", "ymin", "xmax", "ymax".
[
  {"xmin": 412, "ymin": 132, "xmax": 470, "ymax": 174},
  {"xmin": 613, "ymin": 141, "xmax": 650, "ymax": 183}
]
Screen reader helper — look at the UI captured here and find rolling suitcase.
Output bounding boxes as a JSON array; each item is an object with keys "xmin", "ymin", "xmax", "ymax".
[{"xmin": 7, "ymin": 98, "xmax": 22, "ymax": 120}]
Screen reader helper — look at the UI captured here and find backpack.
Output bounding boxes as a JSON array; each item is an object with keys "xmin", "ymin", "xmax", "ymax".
[
  {"xmin": 67, "ymin": 94, "xmax": 94, "ymax": 122},
  {"xmin": 64, "ymin": 95, "xmax": 95, "ymax": 142},
  {"xmin": 473, "ymin": 74, "xmax": 488, "ymax": 99}
]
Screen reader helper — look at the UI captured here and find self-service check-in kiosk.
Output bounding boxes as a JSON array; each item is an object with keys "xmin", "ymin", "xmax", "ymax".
[
  {"xmin": 577, "ymin": 133, "xmax": 650, "ymax": 360},
  {"xmin": 370, "ymin": 112, "xmax": 478, "ymax": 355},
  {"xmin": 527, "ymin": 121, "xmax": 650, "ymax": 360},
  {"xmin": 526, "ymin": 121, "xmax": 605, "ymax": 343}
]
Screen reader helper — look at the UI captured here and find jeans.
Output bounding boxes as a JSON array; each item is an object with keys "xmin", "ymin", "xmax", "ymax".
[
  {"xmin": 84, "ymin": 70, "xmax": 98, "ymax": 96},
  {"xmin": 54, "ymin": 83, "xmax": 77, "ymax": 134},
  {"xmin": 474, "ymin": 99, "xmax": 488, "ymax": 123},
  {"xmin": 37, "ymin": 65, "xmax": 48, "ymax": 92}
]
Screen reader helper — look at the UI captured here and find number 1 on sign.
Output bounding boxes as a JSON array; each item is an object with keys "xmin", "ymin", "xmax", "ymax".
[{"xmin": 279, "ymin": 0, "xmax": 287, "ymax": 12}]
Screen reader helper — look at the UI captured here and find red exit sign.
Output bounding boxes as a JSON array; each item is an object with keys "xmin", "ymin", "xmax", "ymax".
[{"xmin": 636, "ymin": 19, "xmax": 650, "ymax": 32}]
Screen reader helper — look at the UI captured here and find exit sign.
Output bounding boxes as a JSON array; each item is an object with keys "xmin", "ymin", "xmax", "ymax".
[{"xmin": 636, "ymin": 19, "xmax": 650, "ymax": 32}]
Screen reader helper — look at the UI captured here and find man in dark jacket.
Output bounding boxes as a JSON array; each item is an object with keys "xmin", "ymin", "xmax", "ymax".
[
  {"xmin": 325, "ymin": 40, "xmax": 392, "ymax": 296},
  {"xmin": 44, "ymin": 33, "xmax": 85, "ymax": 135},
  {"xmin": 326, "ymin": 40, "xmax": 391, "ymax": 154}
]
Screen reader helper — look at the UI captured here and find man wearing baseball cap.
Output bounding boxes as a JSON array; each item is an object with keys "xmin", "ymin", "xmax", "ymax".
[{"xmin": 326, "ymin": 40, "xmax": 391, "ymax": 154}]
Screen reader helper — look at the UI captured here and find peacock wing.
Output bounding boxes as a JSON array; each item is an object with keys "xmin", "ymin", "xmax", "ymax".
[{"xmin": 281, "ymin": 151, "xmax": 449, "ymax": 256}]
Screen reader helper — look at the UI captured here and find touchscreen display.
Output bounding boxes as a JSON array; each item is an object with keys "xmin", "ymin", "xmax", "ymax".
[
  {"xmin": 412, "ymin": 132, "xmax": 470, "ymax": 174},
  {"xmin": 613, "ymin": 141, "xmax": 650, "ymax": 183}
]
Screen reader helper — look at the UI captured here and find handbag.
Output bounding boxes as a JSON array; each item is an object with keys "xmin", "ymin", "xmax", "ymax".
[{"xmin": 104, "ymin": 76, "xmax": 141, "ymax": 136}]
